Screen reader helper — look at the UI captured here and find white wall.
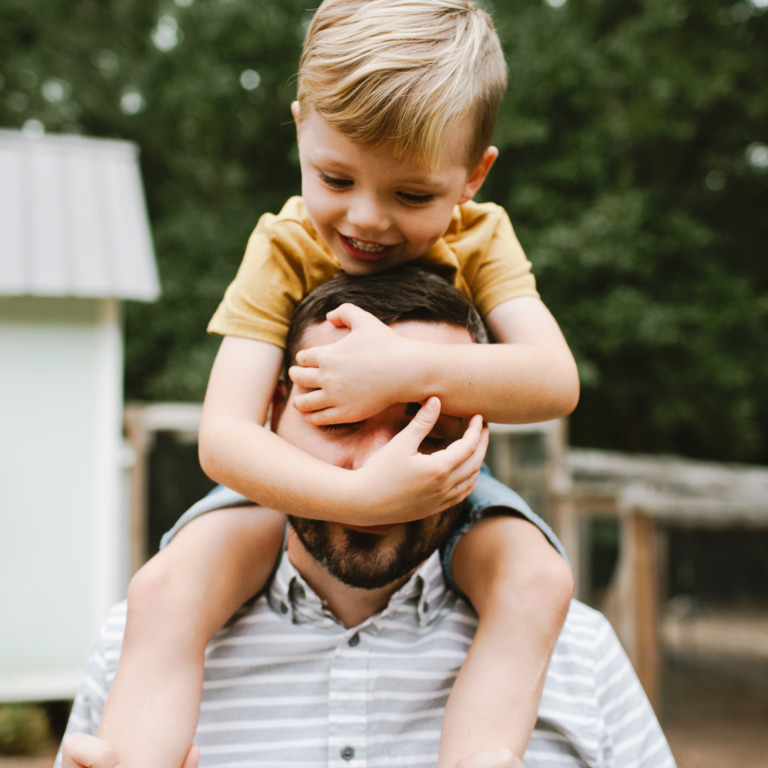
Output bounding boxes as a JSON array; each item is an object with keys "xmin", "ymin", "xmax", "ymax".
[{"xmin": 0, "ymin": 296, "xmax": 128, "ymax": 700}]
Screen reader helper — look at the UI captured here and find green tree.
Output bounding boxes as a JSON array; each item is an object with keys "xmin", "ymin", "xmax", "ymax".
[
  {"xmin": 2, "ymin": 0, "xmax": 766, "ymax": 462},
  {"xmin": 485, "ymin": 0, "xmax": 768, "ymax": 461}
]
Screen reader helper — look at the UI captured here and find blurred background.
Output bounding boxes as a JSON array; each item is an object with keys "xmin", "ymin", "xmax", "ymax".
[{"xmin": 1, "ymin": 0, "xmax": 767, "ymax": 765}]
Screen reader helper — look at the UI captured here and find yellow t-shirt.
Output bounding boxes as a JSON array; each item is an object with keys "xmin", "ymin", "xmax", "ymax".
[{"xmin": 208, "ymin": 196, "xmax": 538, "ymax": 347}]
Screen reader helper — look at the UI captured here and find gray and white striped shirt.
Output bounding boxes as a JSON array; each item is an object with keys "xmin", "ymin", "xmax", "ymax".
[{"xmin": 61, "ymin": 550, "xmax": 675, "ymax": 768}]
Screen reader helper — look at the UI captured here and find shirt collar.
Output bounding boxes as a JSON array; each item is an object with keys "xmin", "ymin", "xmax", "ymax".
[{"xmin": 267, "ymin": 550, "xmax": 452, "ymax": 629}]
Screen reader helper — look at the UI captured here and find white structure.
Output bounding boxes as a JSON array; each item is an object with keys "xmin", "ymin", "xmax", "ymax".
[{"xmin": 0, "ymin": 129, "xmax": 160, "ymax": 701}]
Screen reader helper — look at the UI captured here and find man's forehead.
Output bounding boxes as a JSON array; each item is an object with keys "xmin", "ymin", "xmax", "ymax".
[{"xmin": 299, "ymin": 317, "xmax": 474, "ymax": 349}]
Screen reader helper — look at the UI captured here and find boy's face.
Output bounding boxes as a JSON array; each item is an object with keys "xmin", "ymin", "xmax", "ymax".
[{"xmin": 293, "ymin": 103, "xmax": 496, "ymax": 275}]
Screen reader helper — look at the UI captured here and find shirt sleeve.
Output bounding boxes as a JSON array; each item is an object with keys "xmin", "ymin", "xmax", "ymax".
[
  {"xmin": 591, "ymin": 613, "xmax": 678, "ymax": 767},
  {"xmin": 207, "ymin": 198, "xmax": 340, "ymax": 348},
  {"xmin": 443, "ymin": 202, "xmax": 539, "ymax": 317}
]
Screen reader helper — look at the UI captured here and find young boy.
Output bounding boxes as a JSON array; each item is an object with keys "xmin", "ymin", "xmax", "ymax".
[{"xmin": 97, "ymin": 2, "xmax": 579, "ymax": 767}]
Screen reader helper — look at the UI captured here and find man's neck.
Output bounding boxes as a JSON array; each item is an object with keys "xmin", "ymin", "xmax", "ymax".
[{"xmin": 286, "ymin": 529, "xmax": 410, "ymax": 628}]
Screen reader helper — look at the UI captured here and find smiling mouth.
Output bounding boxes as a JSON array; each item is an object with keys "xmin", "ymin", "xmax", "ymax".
[
  {"xmin": 345, "ymin": 236, "xmax": 390, "ymax": 253},
  {"xmin": 340, "ymin": 234, "xmax": 398, "ymax": 262}
]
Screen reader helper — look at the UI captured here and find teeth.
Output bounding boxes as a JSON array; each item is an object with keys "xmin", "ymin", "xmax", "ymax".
[{"xmin": 346, "ymin": 236, "xmax": 389, "ymax": 253}]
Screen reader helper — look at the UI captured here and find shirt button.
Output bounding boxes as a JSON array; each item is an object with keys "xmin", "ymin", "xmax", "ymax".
[
  {"xmin": 341, "ymin": 746, "xmax": 355, "ymax": 761},
  {"xmin": 348, "ymin": 633, "xmax": 360, "ymax": 647}
]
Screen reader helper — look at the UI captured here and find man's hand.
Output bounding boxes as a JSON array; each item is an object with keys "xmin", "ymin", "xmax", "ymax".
[
  {"xmin": 455, "ymin": 748, "xmax": 525, "ymax": 768},
  {"xmin": 353, "ymin": 397, "xmax": 488, "ymax": 523},
  {"xmin": 61, "ymin": 734, "xmax": 199, "ymax": 768},
  {"xmin": 289, "ymin": 304, "xmax": 417, "ymax": 424}
]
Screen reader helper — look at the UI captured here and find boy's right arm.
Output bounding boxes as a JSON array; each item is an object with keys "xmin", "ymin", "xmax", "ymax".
[
  {"xmin": 198, "ymin": 335, "xmax": 488, "ymax": 525},
  {"xmin": 97, "ymin": 505, "xmax": 286, "ymax": 768}
]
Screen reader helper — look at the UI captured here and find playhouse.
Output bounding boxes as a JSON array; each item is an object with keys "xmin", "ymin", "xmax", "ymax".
[{"xmin": 0, "ymin": 129, "xmax": 159, "ymax": 701}]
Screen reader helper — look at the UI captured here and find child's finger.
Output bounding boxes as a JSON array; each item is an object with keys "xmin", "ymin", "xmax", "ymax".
[
  {"xmin": 288, "ymin": 364, "xmax": 321, "ymax": 388},
  {"xmin": 455, "ymin": 748, "xmax": 525, "ymax": 768},
  {"xmin": 294, "ymin": 347, "xmax": 321, "ymax": 368},
  {"xmin": 293, "ymin": 389, "xmax": 331, "ymax": 413},
  {"xmin": 440, "ymin": 414, "xmax": 484, "ymax": 464},
  {"xmin": 61, "ymin": 734, "xmax": 121, "ymax": 768},
  {"xmin": 326, "ymin": 302, "xmax": 376, "ymax": 330},
  {"xmin": 389, "ymin": 396, "xmax": 442, "ymax": 451},
  {"xmin": 180, "ymin": 744, "xmax": 200, "ymax": 768}
]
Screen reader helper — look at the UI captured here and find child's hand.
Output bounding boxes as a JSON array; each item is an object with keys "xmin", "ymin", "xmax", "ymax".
[
  {"xmin": 454, "ymin": 749, "xmax": 525, "ymax": 768},
  {"xmin": 352, "ymin": 397, "xmax": 488, "ymax": 524},
  {"xmin": 61, "ymin": 735, "xmax": 200, "ymax": 768},
  {"xmin": 289, "ymin": 303, "xmax": 415, "ymax": 424}
]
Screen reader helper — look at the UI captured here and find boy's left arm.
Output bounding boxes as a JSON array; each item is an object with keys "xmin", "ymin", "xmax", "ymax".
[
  {"xmin": 440, "ymin": 514, "xmax": 574, "ymax": 767},
  {"xmin": 289, "ymin": 296, "xmax": 579, "ymax": 425}
]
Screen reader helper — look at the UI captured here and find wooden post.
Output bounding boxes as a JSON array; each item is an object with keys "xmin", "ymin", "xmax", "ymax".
[
  {"xmin": 123, "ymin": 406, "xmax": 152, "ymax": 575},
  {"xmin": 609, "ymin": 512, "xmax": 660, "ymax": 710}
]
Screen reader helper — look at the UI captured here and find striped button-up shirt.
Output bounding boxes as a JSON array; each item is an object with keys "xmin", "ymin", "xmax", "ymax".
[{"xmin": 60, "ymin": 549, "xmax": 675, "ymax": 768}]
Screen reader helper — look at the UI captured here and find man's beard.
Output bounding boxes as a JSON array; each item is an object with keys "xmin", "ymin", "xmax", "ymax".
[{"xmin": 288, "ymin": 507, "xmax": 463, "ymax": 589}]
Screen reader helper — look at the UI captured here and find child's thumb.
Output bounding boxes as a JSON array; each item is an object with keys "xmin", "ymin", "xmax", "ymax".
[{"xmin": 395, "ymin": 396, "xmax": 441, "ymax": 448}]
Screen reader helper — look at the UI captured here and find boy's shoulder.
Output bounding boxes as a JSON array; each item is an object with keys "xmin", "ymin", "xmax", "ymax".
[
  {"xmin": 442, "ymin": 199, "xmax": 513, "ymax": 247},
  {"xmin": 246, "ymin": 196, "xmax": 327, "ymax": 255},
  {"xmin": 258, "ymin": 196, "xmax": 315, "ymax": 233},
  {"xmin": 446, "ymin": 199, "xmax": 508, "ymax": 235}
]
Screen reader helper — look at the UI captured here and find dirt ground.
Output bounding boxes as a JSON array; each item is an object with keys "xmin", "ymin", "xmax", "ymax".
[
  {"xmin": 661, "ymin": 603, "xmax": 768, "ymax": 768},
  {"xmin": 5, "ymin": 604, "xmax": 768, "ymax": 768}
]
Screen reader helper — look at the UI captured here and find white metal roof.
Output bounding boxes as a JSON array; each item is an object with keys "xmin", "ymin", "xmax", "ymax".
[{"xmin": 0, "ymin": 129, "xmax": 160, "ymax": 301}]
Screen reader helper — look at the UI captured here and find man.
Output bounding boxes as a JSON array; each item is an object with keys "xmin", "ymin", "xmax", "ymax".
[{"xmin": 59, "ymin": 269, "xmax": 676, "ymax": 768}]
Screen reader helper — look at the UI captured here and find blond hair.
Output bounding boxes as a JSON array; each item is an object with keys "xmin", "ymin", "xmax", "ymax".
[{"xmin": 297, "ymin": 0, "xmax": 507, "ymax": 169}]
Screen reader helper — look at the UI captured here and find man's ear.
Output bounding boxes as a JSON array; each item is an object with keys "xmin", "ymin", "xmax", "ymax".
[
  {"xmin": 270, "ymin": 380, "xmax": 288, "ymax": 432},
  {"xmin": 457, "ymin": 146, "xmax": 498, "ymax": 204}
]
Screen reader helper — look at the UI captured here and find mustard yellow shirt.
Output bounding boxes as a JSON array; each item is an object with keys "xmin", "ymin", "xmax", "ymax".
[{"xmin": 208, "ymin": 196, "xmax": 538, "ymax": 347}]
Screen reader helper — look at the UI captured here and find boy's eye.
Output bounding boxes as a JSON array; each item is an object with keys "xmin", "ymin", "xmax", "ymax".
[
  {"xmin": 320, "ymin": 172, "xmax": 352, "ymax": 189},
  {"xmin": 398, "ymin": 191, "xmax": 435, "ymax": 205}
]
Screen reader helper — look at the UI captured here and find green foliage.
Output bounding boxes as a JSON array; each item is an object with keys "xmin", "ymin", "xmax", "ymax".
[
  {"xmin": 0, "ymin": 704, "xmax": 51, "ymax": 755},
  {"xmin": 484, "ymin": 0, "xmax": 768, "ymax": 460},
  {"xmin": 2, "ymin": 0, "xmax": 766, "ymax": 461}
]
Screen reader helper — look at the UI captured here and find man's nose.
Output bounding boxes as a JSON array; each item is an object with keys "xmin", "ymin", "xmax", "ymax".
[
  {"xmin": 350, "ymin": 427, "xmax": 396, "ymax": 470},
  {"xmin": 346, "ymin": 192, "xmax": 390, "ymax": 233}
]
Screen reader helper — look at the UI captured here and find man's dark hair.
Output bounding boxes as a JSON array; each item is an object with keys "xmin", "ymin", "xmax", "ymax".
[{"xmin": 284, "ymin": 268, "xmax": 488, "ymax": 381}]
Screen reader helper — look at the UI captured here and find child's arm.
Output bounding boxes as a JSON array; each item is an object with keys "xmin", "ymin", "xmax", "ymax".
[
  {"xmin": 440, "ymin": 515, "xmax": 574, "ymax": 767},
  {"xmin": 198, "ymin": 336, "xmax": 488, "ymax": 524},
  {"xmin": 288, "ymin": 296, "xmax": 579, "ymax": 425},
  {"xmin": 97, "ymin": 505, "xmax": 286, "ymax": 768}
]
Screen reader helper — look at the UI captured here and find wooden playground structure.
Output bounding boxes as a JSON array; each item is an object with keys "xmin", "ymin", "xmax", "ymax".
[{"xmin": 123, "ymin": 405, "xmax": 768, "ymax": 711}]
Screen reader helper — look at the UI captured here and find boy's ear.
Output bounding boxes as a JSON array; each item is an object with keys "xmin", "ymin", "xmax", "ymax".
[{"xmin": 458, "ymin": 146, "xmax": 498, "ymax": 204}]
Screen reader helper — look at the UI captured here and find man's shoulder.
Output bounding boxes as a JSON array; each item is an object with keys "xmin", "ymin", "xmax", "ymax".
[{"xmin": 559, "ymin": 600, "xmax": 615, "ymax": 649}]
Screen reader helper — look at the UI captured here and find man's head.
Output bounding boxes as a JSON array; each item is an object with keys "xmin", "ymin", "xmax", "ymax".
[
  {"xmin": 273, "ymin": 268, "xmax": 486, "ymax": 594},
  {"xmin": 297, "ymin": 0, "xmax": 507, "ymax": 171}
]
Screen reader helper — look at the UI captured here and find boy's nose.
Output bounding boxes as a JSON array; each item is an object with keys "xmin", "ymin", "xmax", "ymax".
[{"xmin": 346, "ymin": 193, "xmax": 389, "ymax": 233}]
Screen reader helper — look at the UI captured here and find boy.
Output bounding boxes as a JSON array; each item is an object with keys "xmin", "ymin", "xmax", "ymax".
[{"xmin": 97, "ymin": 2, "xmax": 579, "ymax": 767}]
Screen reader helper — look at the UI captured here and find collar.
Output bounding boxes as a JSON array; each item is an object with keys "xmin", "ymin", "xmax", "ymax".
[{"xmin": 267, "ymin": 550, "xmax": 452, "ymax": 630}]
